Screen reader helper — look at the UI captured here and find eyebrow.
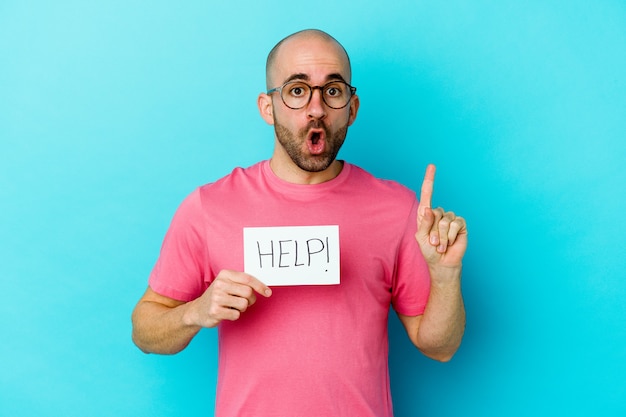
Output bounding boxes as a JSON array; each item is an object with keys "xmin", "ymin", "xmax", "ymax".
[{"xmin": 282, "ymin": 72, "xmax": 348, "ymax": 85}]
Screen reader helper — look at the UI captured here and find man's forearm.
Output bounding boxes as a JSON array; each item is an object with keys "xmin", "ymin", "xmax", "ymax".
[
  {"xmin": 131, "ymin": 300, "xmax": 202, "ymax": 355},
  {"xmin": 415, "ymin": 266, "xmax": 466, "ymax": 361}
]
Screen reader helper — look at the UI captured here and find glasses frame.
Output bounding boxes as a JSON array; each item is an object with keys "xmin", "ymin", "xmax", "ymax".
[{"xmin": 267, "ymin": 80, "xmax": 357, "ymax": 110}]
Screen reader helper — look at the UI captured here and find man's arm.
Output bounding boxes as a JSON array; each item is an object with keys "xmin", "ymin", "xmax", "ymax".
[
  {"xmin": 398, "ymin": 265, "xmax": 465, "ymax": 362},
  {"xmin": 131, "ymin": 270, "xmax": 272, "ymax": 355},
  {"xmin": 399, "ymin": 164, "xmax": 467, "ymax": 362}
]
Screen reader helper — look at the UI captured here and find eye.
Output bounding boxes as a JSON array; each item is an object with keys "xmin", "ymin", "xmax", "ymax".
[
  {"xmin": 287, "ymin": 83, "xmax": 308, "ymax": 98},
  {"xmin": 325, "ymin": 83, "xmax": 344, "ymax": 97}
]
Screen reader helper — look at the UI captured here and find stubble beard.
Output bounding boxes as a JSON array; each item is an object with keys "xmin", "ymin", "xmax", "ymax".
[{"xmin": 274, "ymin": 120, "xmax": 348, "ymax": 173}]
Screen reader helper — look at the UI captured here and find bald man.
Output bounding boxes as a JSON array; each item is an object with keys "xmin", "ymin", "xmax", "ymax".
[{"xmin": 132, "ymin": 29, "xmax": 466, "ymax": 417}]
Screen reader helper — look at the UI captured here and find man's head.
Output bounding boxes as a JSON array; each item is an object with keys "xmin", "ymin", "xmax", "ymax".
[
  {"xmin": 265, "ymin": 29, "xmax": 352, "ymax": 90},
  {"xmin": 258, "ymin": 30, "xmax": 359, "ymax": 180}
]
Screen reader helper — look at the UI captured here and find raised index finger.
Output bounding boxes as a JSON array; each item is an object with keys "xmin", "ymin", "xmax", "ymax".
[{"xmin": 419, "ymin": 164, "xmax": 436, "ymax": 212}]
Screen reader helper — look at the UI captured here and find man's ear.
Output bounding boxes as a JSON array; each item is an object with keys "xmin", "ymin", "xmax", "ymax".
[
  {"xmin": 258, "ymin": 93, "xmax": 275, "ymax": 125},
  {"xmin": 347, "ymin": 94, "xmax": 360, "ymax": 126}
]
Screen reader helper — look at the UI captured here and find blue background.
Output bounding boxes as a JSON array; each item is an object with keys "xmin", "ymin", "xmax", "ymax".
[{"xmin": 2, "ymin": 1, "xmax": 625, "ymax": 416}]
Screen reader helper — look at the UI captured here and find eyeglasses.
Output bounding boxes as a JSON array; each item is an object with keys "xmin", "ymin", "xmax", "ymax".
[{"xmin": 267, "ymin": 80, "xmax": 357, "ymax": 110}]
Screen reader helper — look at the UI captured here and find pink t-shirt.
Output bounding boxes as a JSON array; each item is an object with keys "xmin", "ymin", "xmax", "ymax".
[{"xmin": 149, "ymin": 161, "xmax": 430, "ymax": 417}]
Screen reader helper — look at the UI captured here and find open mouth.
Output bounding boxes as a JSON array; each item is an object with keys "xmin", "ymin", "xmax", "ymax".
[{"xmin": 307, "ymin": 129, "xmax": 326, "ymax": 155}]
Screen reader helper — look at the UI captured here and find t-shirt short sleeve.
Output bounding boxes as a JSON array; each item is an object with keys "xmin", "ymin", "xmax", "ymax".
[
  {"xmin": 148, "ymin": 189, "xmax": 209, "ymax": 302},
  {"xmin": 391, "ymin": 199, "xmax": 431, "ymax": 316}
]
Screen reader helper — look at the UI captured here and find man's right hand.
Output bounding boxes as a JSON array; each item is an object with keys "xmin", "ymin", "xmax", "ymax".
[
  {"xmin": 183, "ymin": 270, "xmax": 273, "ymax": 328},
  {"xmin": 132, "ymin": 270, "xmax": 272, "ymax": 354}
]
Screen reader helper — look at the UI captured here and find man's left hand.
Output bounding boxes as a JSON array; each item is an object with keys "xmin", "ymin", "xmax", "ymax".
[{"xmin": 415, "ymin": 164, "xmax": 468, "ymax": 271}]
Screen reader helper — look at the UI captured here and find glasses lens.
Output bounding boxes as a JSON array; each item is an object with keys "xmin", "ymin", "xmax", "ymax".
[
  {"xmin": 323, "ymin": 82, "xmax": 351, "ymax": 109},
  {"xmin": 281, "ymin": 82, "xmax": 311, "ymax": 109}
]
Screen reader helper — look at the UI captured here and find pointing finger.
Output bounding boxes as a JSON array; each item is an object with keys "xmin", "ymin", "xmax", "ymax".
[{"xmin": 419, "ymin": 164, "xmax": 436, "ymax": 217}]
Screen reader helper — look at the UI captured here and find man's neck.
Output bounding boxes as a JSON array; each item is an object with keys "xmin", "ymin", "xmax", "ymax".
[{"xmin": 269, "ymin": 157, "xmax": 343, "ymax": 185}]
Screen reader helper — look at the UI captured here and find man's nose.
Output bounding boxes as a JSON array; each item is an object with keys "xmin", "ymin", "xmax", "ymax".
[{"xmin": 307, "ymin": 87, "xmax": 327, "ymax": 119}]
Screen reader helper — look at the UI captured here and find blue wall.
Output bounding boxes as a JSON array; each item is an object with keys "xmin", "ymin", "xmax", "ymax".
[{"xmin": 2, "ymin": 1, "xmax": 625, "ymax": 416}]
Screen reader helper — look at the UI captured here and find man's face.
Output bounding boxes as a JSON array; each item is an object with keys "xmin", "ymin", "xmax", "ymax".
[{"xmin": 262, "ymin": 35, "xmax": 359, "ymax": 173}]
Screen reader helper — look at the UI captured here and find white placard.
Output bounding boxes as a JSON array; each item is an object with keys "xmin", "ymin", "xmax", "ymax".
[{"xmin": 243, "ymin": 225, "xmax": 340, "ymax": 286}]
